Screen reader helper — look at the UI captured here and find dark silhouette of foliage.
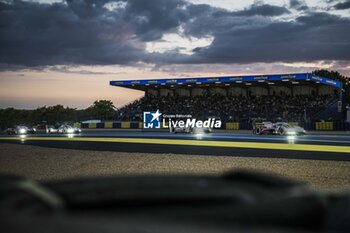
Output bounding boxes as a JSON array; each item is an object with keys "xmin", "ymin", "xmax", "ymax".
[
  {"xmin": 0, "ymin": 100, "xmax": 117, "ymax": 130},
  {"xmin": 313, "ymin": 69, "xmax": 350, "ymax": 106},
  {"xmin": 86, "ymin": 100, "xmax": 117, "ymax": 120}
]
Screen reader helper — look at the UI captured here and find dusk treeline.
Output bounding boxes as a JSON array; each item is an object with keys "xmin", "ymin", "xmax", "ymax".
[
  {"xmin": 313, "ymin": 69, "xmax": 350, "ymax": 105},
  {"xmin": 0, "ymin": 100, "xmax": 116, "ymax": 129}
]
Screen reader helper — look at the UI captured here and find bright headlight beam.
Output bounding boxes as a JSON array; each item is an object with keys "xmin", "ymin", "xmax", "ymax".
[
  {"xmin": 19, "ymin": 134, "xmax": 26, "ymax": 143},
  {"xmin": 67, "ymin": 128, "xmax": 74, "ymax": 134},
  {"xmin": 19, "ymin": 128, "xmax": 27, "ymax": 134},
  {"xmin": 287, "ymin": 135, "xmax": 296, "ymax": 144}
]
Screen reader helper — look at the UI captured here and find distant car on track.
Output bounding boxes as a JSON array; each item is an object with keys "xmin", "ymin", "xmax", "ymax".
[
  {"xmin": 47, "ymin": 125, "xmax": 59, "ymax": 134},
  {"xmin": 254, "ymin": 122, "xmax": 306, "ymax": 136},
  {"xmin": 5, "ymin": 125, "xmax": 36, "ymax": 135},
  {"xmin": 57, "ymin": 125, "xmax": 81, "ymax": 134}
]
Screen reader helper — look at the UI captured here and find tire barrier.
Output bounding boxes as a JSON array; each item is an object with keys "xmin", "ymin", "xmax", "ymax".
[
  {"xmin": 121, "ymin": 122, "xmax": 130, "ymax": 129},
  {"xmin": 104, "ymin": 121, "xmax": 113, "ymax": 129},
  {"xmin": 79, "ymin": 121, "xmax": 142, "ymax": 129},
  {"xmin": 226, "ymin": 122, "xmax": 239, "ymax": 130},
  {"xmin": 315, "ymin": 122, "xmax": 333, "ymax": 130}
]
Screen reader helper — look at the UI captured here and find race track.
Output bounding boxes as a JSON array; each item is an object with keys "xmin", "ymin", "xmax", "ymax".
[{"xmin": 0, "ymin": 130, "xmax": 350, "ymax": 161}]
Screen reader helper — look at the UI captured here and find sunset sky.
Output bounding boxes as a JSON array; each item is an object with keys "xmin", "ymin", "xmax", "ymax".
[{"xmin": 0, "ymin": 0, "xmax": 349, "ymax": 109}]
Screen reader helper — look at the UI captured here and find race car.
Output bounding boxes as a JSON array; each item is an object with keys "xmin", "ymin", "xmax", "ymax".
[
  {"xmin": 5, "ymin": 125, "xmax": 36, "ymax": 135},
  {"xmin": 47, "ymin": 125, "xmax": 59, "ymax": 134},
  {"xmin": 254, "ymin": 122, "xmax": 306, "ymax": 136},
  {"xmin": 57, "ymin": 125, "xmax": 81, "ymax": 134},
  {"xmin": 169, "ymin": 125, "xmax": 212, "ymax": 134}
]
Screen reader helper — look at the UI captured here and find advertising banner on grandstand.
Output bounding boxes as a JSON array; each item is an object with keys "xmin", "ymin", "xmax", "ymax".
[
  {"xmin": 110, "ymin": 73, "xmax": 341, "ymax": 88},
  {"xmin": 143, "ymin": 110, "xmax": 222, "ymax": 130}
]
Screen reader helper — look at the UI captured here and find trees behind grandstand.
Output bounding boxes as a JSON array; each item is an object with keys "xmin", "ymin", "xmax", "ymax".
[
  {"xmin": 312, "ymin": 69, "xmax": 350, "ymax": 106},
  {"xmin": 86, "ymin": 100, "xmax": 116, "ymax": 120}
]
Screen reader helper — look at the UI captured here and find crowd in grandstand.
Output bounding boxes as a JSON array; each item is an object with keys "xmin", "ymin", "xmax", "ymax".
[{"xmin": 117, "ymin": 93, "xmax": 335, "ymax": 122}]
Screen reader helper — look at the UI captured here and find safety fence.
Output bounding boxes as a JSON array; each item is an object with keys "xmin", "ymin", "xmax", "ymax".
[{"xmin": 74, "ymin": 121, "xmax": 350, "ymax": 131}]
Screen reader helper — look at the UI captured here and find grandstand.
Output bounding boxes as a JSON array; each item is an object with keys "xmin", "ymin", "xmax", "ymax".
[{"xmin": 110, "ymin": 73, "xmax": 343, "ymax": 129}]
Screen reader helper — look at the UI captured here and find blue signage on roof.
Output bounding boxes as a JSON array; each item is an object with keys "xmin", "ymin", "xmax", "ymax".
[{"xmin": 109, "ymin": 73, "xmax": 341, "ymax": 88}]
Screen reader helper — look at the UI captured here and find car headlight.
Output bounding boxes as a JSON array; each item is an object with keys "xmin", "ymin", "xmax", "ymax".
[
  {"xmin": 19, "ymin": 128, "xmax": 27, "ymax": 134},
  {"xmin": 67, "ymin": 128, "xmax": 74, "ymax": 133},
  {"xmin": 196, "ymin": 133, "xmax": 204, "ymax": 139}
]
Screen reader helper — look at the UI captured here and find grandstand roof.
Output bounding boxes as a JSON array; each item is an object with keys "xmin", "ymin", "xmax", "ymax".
[{"xmin": 110, "ymin": 73, "xmax": 341, "ymax": 90}]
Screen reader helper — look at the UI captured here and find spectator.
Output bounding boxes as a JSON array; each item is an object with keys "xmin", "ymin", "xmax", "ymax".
[{"xmin": 116, "ymin": 93, "xmax": 335, "ymax": 122}]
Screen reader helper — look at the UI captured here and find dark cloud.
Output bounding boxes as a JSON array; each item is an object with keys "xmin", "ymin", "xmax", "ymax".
[
  {"xmin": 334, "ymin": 0, "xmax": 350, "ymax": 9},
  {"xmin": 0, "ymin": 0, "xmax": 189, "ymax": 67},
  {"xmin": 48, "ymin": 66, "xmax": 126, "ymax": 75},
  {"xmin": 233, "ymin": 3, "xmax": 290, "ymax": 16},
  {"xmin": 0, "ymin": 0, "xmax": 349, "ymax": 70},
  {"xmin": 209, "ymin": 3, "xmax": 290, "ymax": 20},
  {"xmin": 122, "ymin": 0, "xmax": 189, "ymax": 41},
  {"xmin": 289, "ymin": 0, "xmax": 309, "ymax": 10},
  {"xmin": 0, "ymin": 0, "xmax": 143, "ymax": 67},
  {"xmin": 190, "ymin": 12, "xmax": 350, "ymax": 63}
]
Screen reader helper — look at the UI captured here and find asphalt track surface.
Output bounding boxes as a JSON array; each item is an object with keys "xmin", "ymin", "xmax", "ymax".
[{"xmin": 0, "ymin": 130, "xmax": 350, "ymax": 161}]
